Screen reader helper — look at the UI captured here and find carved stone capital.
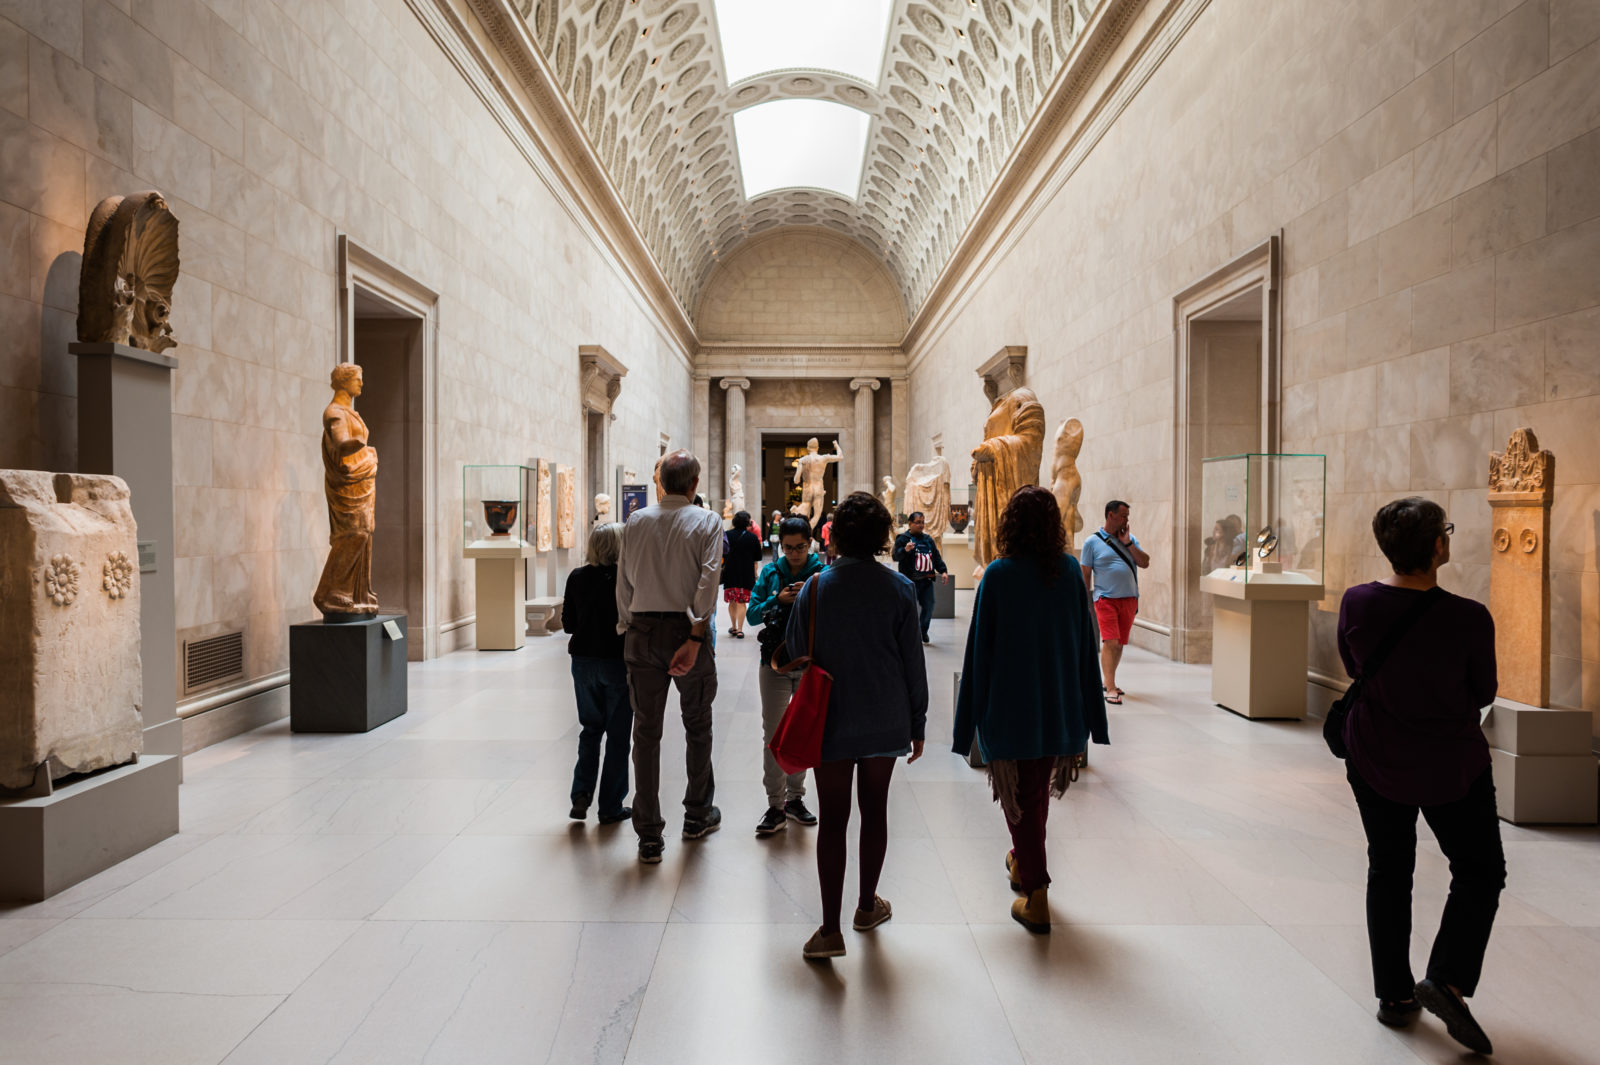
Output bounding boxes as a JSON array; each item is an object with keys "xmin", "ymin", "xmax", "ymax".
[
  {"xmin": 977, "ymin": 346, "xmax": 1027, "ymax": 404},
  {"xmin": 578, "ymin": 344, "xmax": 628, "ymax": 415},
  {"xmin": 849, "ymin": 377, "xmax": 881, "ymax": 392},
  {"xmin": 719, "ymin": 377, "xmax": 750, "ymax": 392},
  {"xmin": 1488, "ymin": 426, "xmax": 1554, "ymax": 503}
]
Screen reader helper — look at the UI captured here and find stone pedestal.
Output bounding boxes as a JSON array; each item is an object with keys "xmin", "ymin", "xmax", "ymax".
[
  {"xmin": 466, "ymin": 538, "xmax": 535, "ymax": 650},
  {"xmin": 0, "ymin": 753, "xmax": 179, "ymax": 902},
  {"xmin": 71, "ymin": 341, "xmax": 180, "ymax": 760},
  {"xmin": 943, "ymin": 536, "xmax": 977, "ymax": 590},
  {"xmin": 1204, "ymin": 578, "xmax": 1323, "ymax": 720},
  {"xmin": 526, "ymin": 595, "xmax": 563, "ymax": 637},
  {"xmin": 933, "ymin": 574, "xmax": 955, "ymax": 619},
  {"xmin": 289, "ymin": 614, "xmax": 408, "ymax": 732},
  {"xmin": 1482, "ymin": 699, "xmax": 1597, "ymax": 824}
]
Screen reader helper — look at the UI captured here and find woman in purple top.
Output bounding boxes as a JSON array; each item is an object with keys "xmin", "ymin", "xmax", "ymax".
[{"xmin": 1338, "ymin": 497, "xmax": 1504, "ymax": 1056}]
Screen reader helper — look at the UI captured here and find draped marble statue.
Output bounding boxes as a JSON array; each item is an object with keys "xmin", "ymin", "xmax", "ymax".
[
  {"xmin": 971, "ymin": 387, "xmax": 1045, "ymax": 578},
  {"xmin": 312, "ymin": 363, "xmax": 380, "ymax": 620},
  {"xmin": 593, "ymin": 492, "xmax": 612, "ymax": 528},
  {"xmin": 791, "ymin": 437, "xmax": 841, "ymax": 521},
  {"xmin": 728, "ymin": 463, "xmax": 746, "ymax": 514},
  {"xmin": 903, "ymin": 444, "xmax": 952, "ymax": 541},
  {"xmin": 880, "ymin": 475, "xmax": 897, "ymax": 517},
  {"xmin": 1050, "ymin": 418, "xmax": 1085, "ymax": 551}
]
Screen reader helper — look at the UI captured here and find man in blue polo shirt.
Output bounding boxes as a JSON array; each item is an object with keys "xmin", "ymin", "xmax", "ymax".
[{"xmin": 1079, "ymin": 499, "xmax": 1150, "ymax": 704}]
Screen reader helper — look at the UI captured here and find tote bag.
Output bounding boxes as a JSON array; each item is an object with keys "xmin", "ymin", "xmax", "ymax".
[{"xmin": 768, "ymin": 574, "xmax": 832, "ymax": 774}]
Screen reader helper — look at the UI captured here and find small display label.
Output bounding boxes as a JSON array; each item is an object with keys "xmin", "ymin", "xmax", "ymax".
[
  {"xmin": 1225, "ymin": 486, "xmax": 1239, "ymax": 501},
  {"xmin": 137, "ymin": 540, "xmax": 157, "ymax": 572},
  {"xmin": 382, "ymin": 620, "xmax": 404, "ymax": 641}
]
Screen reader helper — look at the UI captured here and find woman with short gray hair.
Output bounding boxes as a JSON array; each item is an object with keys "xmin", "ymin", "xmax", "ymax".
[
  {"xmin": 560, "ymin": 522, "xmax": 632, "ymax": 825},
  {"xmin": 1338, "ymin": 496, "xmax": 1503, "ymax": 1054}
]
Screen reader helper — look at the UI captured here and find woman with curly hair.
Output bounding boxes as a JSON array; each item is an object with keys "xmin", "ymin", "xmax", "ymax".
[
  {"xmin": 953, "ymin": 485, "xmax": 1109, "ymax": 933},
  {"xmin": 784, "ymin": 492, "xmax": 927, "ymax": 961}
]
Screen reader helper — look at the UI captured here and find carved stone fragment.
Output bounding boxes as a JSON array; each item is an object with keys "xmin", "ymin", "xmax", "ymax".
[
  {"xmin": 1, "ymin": 471, "xmax": 143, "ymax": 791},
  {"xmin": 77, "ymin": 191, "xmax": 181, "ymax": 353},
  {"xmin": 1050, "ymin": 418, "xmax": 1085, "ymax": 551},
  {"xmin": 1487, "ymin": 427, "xmax": 1554, "ymax": 706}
]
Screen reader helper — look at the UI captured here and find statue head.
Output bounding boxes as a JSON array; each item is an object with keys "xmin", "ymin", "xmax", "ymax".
[
  {"xmin": 806, "ymin": 437, "xmax": 819, "ymax": 453},
  {"xmin": 331, "ymin": 362, "xmax": 363, "ymax": 398}
]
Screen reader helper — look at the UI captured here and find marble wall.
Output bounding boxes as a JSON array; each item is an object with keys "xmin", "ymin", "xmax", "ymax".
[
  {"xmin": 908, "ymin": 0, "xmax": 1600, "ymax": 733},
  {"xmin": 0, "ymin": 0, "xmax": 692, "ymax": 705}
]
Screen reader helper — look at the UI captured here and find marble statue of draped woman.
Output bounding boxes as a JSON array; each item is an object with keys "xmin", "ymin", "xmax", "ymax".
[
  {"xmin": 971, "ymin": 387, "xmax": 1045, "ymax": 578},
  {"xmin": 313, "ymin": 363, "xmax": 380, "ymax": 620}
]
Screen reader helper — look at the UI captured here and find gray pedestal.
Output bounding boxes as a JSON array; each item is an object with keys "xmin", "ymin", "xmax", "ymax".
[
  {"xmin": 71, "ymin": 342, "xmax": 181, "ymax": 760},
  {"xmin": 0, "ymin": 755, "xmax": 179, "ymax": 902},
  {"xmin": 933, "ymin": 576, "xmax": 955, "ymax": 618},
  {"xmin": 289, "ymin": 615, "xmax": 408, "ymax": 732}
]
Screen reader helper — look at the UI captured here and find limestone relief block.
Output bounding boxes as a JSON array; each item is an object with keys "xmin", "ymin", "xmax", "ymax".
[
  {"xmin": 536, "ymin": 460, "xmax": 552, "ymax": 552},
  {"xmin": 1488, "ymin": 426, "xmax": 1554, "ymax": 706},
  {"xmin": 557, "ymin": 466, "xmax": 575, "ymax": 549},
  {"xmin": 0, "ymin": 471, "xmax": 143, "ymax": 791}
]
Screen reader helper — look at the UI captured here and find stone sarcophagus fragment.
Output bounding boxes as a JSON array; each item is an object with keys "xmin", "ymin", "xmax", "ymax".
[{"xmin": 0, "ymin": 471, "xmax": 143, "ymax": 791}]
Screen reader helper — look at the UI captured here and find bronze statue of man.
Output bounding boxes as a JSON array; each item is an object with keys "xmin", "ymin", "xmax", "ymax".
[{"xmin": 312, "ymin": 362, "xmax": 380, "ymax": 620}]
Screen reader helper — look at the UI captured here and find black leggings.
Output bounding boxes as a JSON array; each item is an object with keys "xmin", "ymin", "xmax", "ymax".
[{"xmin": 814, "ymin": 757, "xmax": 897, "ymax": 935}]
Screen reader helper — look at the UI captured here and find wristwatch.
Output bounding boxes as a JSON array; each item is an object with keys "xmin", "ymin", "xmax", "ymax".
[{"xmin": 686, "ymin": 633, "xmax": 706, "ymax": 644}]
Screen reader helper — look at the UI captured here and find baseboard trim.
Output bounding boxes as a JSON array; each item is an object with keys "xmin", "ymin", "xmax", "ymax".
[{"xmin": 180, "ymin": 685, "xmax": 290, "ymax": 755}]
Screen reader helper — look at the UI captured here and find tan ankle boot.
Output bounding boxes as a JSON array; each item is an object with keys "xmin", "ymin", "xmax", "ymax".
[{"xmin": 1011, "ymin": 887, "xmax": 1050, "ymax": 933}]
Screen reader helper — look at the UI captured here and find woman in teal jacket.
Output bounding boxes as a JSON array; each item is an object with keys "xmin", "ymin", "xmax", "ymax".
[{"xmin": 954, "ymin": 486, "xmax": 1109, "ymax": 933}]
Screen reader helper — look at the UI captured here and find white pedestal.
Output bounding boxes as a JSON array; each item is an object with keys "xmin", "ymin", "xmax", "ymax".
[
  {"xmin": 1482, "ymin": 700, "xmax": 1597, "ymax": 824},
  {"xmin": 465, "ymin": 539, "xmax": 534, "ymax": 651},
  {"xmin": 1204, "ymin": 577, "xmax": 1323, "ymax": 720},
  {"xmin": 526, "ymin": 596, "xmax": 563, "ymax": 637},
  {"xmin": 943, "ymin": 535, "xmax": 977, "ymax": 590}
]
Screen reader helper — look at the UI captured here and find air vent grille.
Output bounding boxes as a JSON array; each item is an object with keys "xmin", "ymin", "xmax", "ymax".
[{"xmin": 184, "ymin": 630, "xmax": 244, "ymax": 693}]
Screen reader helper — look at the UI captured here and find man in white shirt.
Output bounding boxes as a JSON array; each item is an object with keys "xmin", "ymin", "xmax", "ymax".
[{"xmin": 617, "ymin": 449, "xmax": 725, "ymax": 863}]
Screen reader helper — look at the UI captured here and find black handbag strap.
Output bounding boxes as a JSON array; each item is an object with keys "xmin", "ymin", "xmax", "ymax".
[
  {"xmin": 1354, "ymin": 587, "xmax": 1445, "ymax": 686},
  {"xmin": 1096, "ymin": 530, "xmax": 1139, "ymax": 589}
]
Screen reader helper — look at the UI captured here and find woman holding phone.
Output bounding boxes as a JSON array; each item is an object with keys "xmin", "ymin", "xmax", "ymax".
[{"xmin": 748, "ymin": 516, "xmax": 826, "ymax": 837}]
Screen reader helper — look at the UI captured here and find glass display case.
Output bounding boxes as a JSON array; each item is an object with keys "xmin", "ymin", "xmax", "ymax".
[
  {"xmin": 1200, "ymin": 453, "xmax": 1324, "ymax": 594},
  {"xmin": 463, "ymin": 464, "xmax": 535, "ymax": 549}
]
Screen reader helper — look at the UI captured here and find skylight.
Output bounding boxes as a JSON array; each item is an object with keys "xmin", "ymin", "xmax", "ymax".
[
  {"xmin": 713, "ymin": 0, "xmax": 895, "ymax": 86},
  {"xmin": 733, "ymin": 99, "xmax": 872, "ymax": 200}
]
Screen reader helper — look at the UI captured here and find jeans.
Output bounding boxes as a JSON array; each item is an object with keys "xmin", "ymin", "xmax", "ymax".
[
  {"xmin": 757, "ymin": 664, "xmax": 807, "ymax": 809},
  {"xmin": 624, "ymin": 615, "xmax": 717, "ymax": 840},
  {"xmin": 1005, "ymin": 756, "xmax": 1056, "ymax": 893},
  {"xmin": 1346, "ymin": 763, "xmax": 1506, "ymax": 999},
  {"xmin": 570, "ymin": 656, "xmax": 633, "ymax": 817},
  {"xmin": 914, "ymin": 578, "xmax": 936, "ymax": 638}
]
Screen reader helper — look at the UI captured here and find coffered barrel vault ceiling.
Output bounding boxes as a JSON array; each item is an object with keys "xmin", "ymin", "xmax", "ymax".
[{"xmin": 515, "ymin": 0, "xmax": 1102, "ymax": 320}]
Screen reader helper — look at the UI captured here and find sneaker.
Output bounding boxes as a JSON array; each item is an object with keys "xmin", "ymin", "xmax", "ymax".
[
  {"xmin": 803, "ymin": 927, "xmax": 846, "ymax": 960},
  {"xmin": 682, "ymin": 806, "xmax": 722, "ymax": 839},
  {"xmin": 569, "ymin": 792, "xmax": 591, "ymax": 820},
  {"xmin": 852, "ymin": 895, "xmax": 892, "ymax": 931},
  {"xmin": 756, "ymin": 807, "xmax": 787, "ymax": 836},
  {"xmin": 598, "ymin": 806, "xmax": 632, "ymax": 826},
  {"xmin": 1415, "ymin": 978, "xmax": 1493, "ymax": 1055},
  {"xmin": 638, "ymin": 837, "xmax": 664, "ymax": 864},
  {"xmin": 784, "ymin": 798, "xmax": 818, "ymax": 826}
]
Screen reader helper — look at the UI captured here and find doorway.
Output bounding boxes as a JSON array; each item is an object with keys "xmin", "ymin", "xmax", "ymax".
[
  {"xmin": 759, "ymin": 432, "xmax": 841, "ymax": 535},
  {"xmin": 1171, "ymin": 237, "xmax": 1280, "ymax": 664},
  {"xmin": 338, "ymin": 236, "xmax": 440, "ymax": 659}
]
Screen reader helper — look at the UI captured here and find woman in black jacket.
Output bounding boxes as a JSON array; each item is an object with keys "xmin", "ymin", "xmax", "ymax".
[
  {"xmin": 722, "ymin": 510, "xmax": 763, "ymax": 638},
  {"xmin": 560, "ymin": 522, "xmax": 631, "ymax": 824}
]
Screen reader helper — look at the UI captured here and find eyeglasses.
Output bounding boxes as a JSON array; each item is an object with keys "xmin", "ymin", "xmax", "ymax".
[
  {"xmin": 1443, "ymin": 522, "xmax": 1455, "ymax": 536},
  {"xmin": 780, "ymin": 543, "xmax": 810, "ymax": 553}
]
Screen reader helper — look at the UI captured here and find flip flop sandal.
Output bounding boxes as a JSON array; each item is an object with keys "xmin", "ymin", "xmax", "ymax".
[{"xmin": 1105, "ymin": 692, "xmax": 1123, "ymax": 704}]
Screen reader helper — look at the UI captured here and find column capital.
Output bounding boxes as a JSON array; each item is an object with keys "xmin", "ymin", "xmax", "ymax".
[
  {"xmin": 719, "ymin": 376, "xmax": 750, "ymax": 391},
  {"xmin": 849, "ymin": 377, "xmax": 881, "ymax": 392}
]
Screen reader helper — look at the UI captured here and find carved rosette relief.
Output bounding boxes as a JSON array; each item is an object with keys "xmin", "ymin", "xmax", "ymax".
[
  {"xmin": 102, "ymin": 551, "xmax": 134, "ymax": 599},
  {"xmin": 1493, "ymin": 528, "xmax": 1511, "ymax": 552},
  {"xmin": 43, "ymin": 554, "xmax": 81, "ymax": 606}
]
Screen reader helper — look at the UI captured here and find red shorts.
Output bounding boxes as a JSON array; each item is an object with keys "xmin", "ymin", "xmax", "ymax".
[
  {"xmin": 723, "ymin": 587, "xmax": 751, "ymax": 604},
  {"xmin": 1094, "ymin": 596, "xmax": 1138, "ymax": 645}
]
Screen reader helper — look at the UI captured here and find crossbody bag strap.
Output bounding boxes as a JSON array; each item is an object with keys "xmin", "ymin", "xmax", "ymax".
[
  {"xmin": 1096, "ymin": 531, "xmax": 1139, "ymax": 589},
  {"xmin": 1356, "ymin": 587, "xmax": 1445, "ymax": 686}
]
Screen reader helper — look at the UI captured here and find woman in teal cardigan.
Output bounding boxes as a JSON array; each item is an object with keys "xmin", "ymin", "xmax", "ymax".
[{"xmin": 953, "ymin": 485, "xmax": 1109, "ymax": 933}]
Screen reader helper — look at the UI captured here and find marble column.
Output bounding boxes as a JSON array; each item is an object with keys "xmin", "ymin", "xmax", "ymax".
[
  {"xmin": 720, "ymin": 377, "xmax": 749, "ymax": 509},
  {"xmin": 890, "ymin": 375, "xmax": 909, "ymax": 494},
  {"xmin": 691, "ymin": 373, "xmax": 711, "ymax": 466},
  {"xmin": 850, "ymin": 378, "xmax": 880, "ymax": 495}
]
